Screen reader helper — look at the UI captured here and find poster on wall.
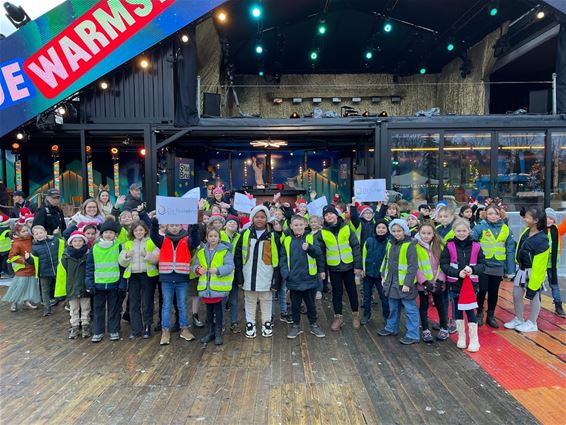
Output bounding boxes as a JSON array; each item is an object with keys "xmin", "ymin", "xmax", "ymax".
[
  {"xmin": 0, "ymin": 0, "xmax": 224, "ymax": 137},
  {"xmin": 175, "ymin": 158, "xmax": 195, "ymax": 197}
]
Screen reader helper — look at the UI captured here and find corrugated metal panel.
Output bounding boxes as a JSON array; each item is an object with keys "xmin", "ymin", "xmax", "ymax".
[{"xmin": 79, "ymin": 43, "xmax": 175, "ymax": 124}]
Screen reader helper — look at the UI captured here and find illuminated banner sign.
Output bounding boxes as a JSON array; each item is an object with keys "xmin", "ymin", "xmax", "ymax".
[{"xmin": 0, "ymin": 0, "xmax": 223, "ymax": 137}]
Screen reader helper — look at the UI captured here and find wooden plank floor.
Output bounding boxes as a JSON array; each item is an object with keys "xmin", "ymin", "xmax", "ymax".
[{"xmin": 0, "ymin": 285, "xmax": 538, "ymax": 425}]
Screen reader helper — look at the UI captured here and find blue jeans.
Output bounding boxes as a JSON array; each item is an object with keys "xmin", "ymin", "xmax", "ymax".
[
  {"xmin": 384, "ymin": 297, "xmax": 420, "ymax": 340},
  {"xmin": 226, "ymin": 284, "xmax": 239, "ymax": 324},
  {"xmin": 161, "ymin": 281, "xmax": 188, "ymax": 329},
  {"xmin": 362, "ymin": 276, "xmax": 389, "ymax": 319},
  {"xmin": 548, "ymin": 270, "xmax": 562, "ymax": 303},
  {"xmin": 272, "ymin": 281, "xmax": 287, "ymax": 314}
]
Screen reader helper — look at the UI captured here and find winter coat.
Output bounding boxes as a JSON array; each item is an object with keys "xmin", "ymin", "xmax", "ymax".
[
  {"xmin": 234, "ymin": 227, "xmax": 281, "ymax": 292},
  {"xmin": 27, "ymin": 237, "xmax": 62, "ymax": 277},
  {"xmin": 516, "ymin": 230, "xmax": 549, "ymax": 270},
  {"xmin": 382, "ymin": 237, "xmax": 418, "ymax": 300},
  {"xmin": 123, "ymin": 194, "xmax": 143, "ymax": 212},
  {"xmin": 363, "ymin": 234, "xmax": 388, "ymax": 278},
  {"xmin": 440, "ymin": 236, "xmax": 486, "ymax": 292},
  {"xmin": 8, "ymin": 236, "xmax": 35, "ymax": 277},
  {"xmin": 32, "ymin": 202, "xmax": 66, "ymax": 235},
  {"xmin": 279, "ymin": 232, "xmax": 323, "ymax": 291},
  {"xmin": 316, "ymin": 218, "xmax": 362, "ymax": 272},
  {"xmin": 471, "ymin": 219, "xmax": 516, "ymax": 276},
  {"xmin": 60, "ymin": 246, "xmax": 88, "ymax": 299},
  {"xmin": 10, "ymin": 200, "xmax": 37, "ymax": 218}
]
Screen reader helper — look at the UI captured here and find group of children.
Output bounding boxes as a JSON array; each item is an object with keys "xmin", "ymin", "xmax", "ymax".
[{"xmin": 1, "ymin": 189, "xmax": 564, "ymax": 354}]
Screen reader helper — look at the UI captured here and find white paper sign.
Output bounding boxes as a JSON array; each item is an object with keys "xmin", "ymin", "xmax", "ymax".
[
  {"xmin": 156, "ymin": 196, "xmax": 198, "ymax": 224},
  {"xmin": 354, "ymin": 179, "xmax": 387, "ymax": 202},
  {"xmin": 182, "ymin": 187, "xmax": 200, "ymax": 199},
  {"xmin": 234, "ymin": 192, "xmax": 257, "ymax": 213},
  {"xmin": 307, "ymin": 196, "xmax": 328, "ymax": 217}
]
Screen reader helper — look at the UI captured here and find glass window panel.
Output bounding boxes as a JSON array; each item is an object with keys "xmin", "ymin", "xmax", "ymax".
[
  {"xmin": 390, "ymin": 133, "xmax": 440, "ymax": 205},
  {"xmin": 551, "ymin": 131, "xmax": 566, "ymax": 211},
  {"xmin": 497, "ymin": 132, "xmax": 545, "ymax": 210},
  {"xmin": 443, "ymin": 133, "xmax": 491, "ymax": 206}
]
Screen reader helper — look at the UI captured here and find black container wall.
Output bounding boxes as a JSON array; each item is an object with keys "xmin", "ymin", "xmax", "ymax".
[{"xmin": 80, "ymin": 43, "xmax": 175, "ymax": 124}]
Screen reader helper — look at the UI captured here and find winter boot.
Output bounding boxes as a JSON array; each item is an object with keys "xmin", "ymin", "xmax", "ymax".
[
  {"xmin": 476, "ymin": 309, "xmax": 484, "ymax": 326},
  {"xmin": 486, "ymin": 311, "xmax": 499, "ymax": 328},
  {"xmin": 555, "ymin": 302, "xmax": 566, "ymax": 318},
  {"xmin": 160, "ymin": 329, "xmax": 170, "ymax": 345},
  {"xmin": 81, "ymin": 325, "xmax": 91, "ymax": 338},
  {"xmin": 330, "ymin": 314, "xmax": 344, "ymax": 331},
  {"xmin": 352, "ymin": 312, "xmax": 361, "ymax": 329},
  {"xmin": 200, "ymin": 323, "xmax": 215, "ymax": 344},
  {"xmin": 455, "ymin": 319, "xmax": 467, "ymax": 349},
  {"xmin": 467, "ymin": 322, "xmax": 480, "ymax": 352},
  {"xmin": 214, "ymin": 321, "xmax": 223, "ymax": 346},
  {"xmin": 68, "ymin": 326, "xmax": 79, "ymax": 339}
]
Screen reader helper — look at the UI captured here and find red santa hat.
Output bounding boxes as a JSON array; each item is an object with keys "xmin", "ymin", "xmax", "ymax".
[
  {"xmin": 23, "ymin": 213, "xmax": 34, "ymax": 223},
  {"xmin": 0, "ymin": 213, "xmax": 9, "ymax": 223},
  {"xmin": 458, "ymin": 275, "xmax": 479, "ymax": 311},
  {"xmin": 357, "ymin": 205, "xmax": 374, "ymax": 216},
  {"xmin": 18, "ymin": 207, "xmax": 32, "ymax": 218},
  {"xmin": 295, "ymin": 198, "xmax": 307, "ymax": 207},
  {"xmin": 67, "ymin": 230, "xmax": 88, "ymax": 246}
]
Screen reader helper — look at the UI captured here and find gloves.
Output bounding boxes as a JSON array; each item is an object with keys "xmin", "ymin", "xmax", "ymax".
[
  {"xmin": 525, "ymin": 287, "xmax": 538, "ymax": 301},
  {"xmin": 423, "ymin": 280, "xmax": 434, "ymax": 293}
]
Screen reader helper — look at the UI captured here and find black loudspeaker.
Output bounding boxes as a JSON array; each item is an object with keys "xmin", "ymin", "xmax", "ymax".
[
  {"xmin": 529, "ymin": 89, "xmax": 550, "ymax": 114},
  {"xmin": 203, "ymin": 92, "xmax": 221, "ymax": 117}
]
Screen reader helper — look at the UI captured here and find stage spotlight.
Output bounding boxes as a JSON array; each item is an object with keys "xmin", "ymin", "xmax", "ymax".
[
  {"xmin": 255, "ymin": 44, "xmax": 263, "ymax": 54},
  {"xmin": 50, "ymin": 145, "xmax": 59, "ymax": 156},
  {"xmin": 488, "ymin": 1, "xmax": 499, "ymax": 16},
  {"xmin": 217, "ymin": 11, "xmax": 227, "ymax": 22},
  {"xmin": 15, "ymin": 130, "xmax": 25, "ymax": 140},
  {"xmin": 139, "ymin": 148, "xmax": 146, "ymax": 157},
  {"xmin": 383, "ymin": 21, "xmax": 393, "ymax": 33},
  {"xmin": 536, "ymin": 10, "xmax": 545, "ymax": 19},
  {"xmin": 419, "ymin": 66, "xmax": 427, "ymax": 75},
  {"xmin": 258, "ymin": 70, "xmax": 264, "ymax": 77},
  {"xmin": 446, "ymin": 39, "xmax": 455, "ymax": 51},
  {"xmin": 290, "ymin": 112, "xmax": 300, "ymax": 119},
  {"xmin": 317, "ymin": 19, "xmax": 327, "ymax": 35},
  {"xmin": 11, "ymin": 142, "xmax": 20, "ymax": 154},
  {"xmin": 310, "ymin": 50, "xmax": 319, "ymax": 61},
  {"xmin": 100, "ymin": 81, "xmax": 109, "ymax": 90},
  {"xmin": 250, "ymin": 5, "xmax": 262, "ymax": 19},
  {"xmin": 180, "ymin": 33, "xmax": 189, "ymax": 43},
  {"xmin": 139, "ymin": 57, "xmax": 150, "ymax": 69},
  {"xmin": 362, "ymin": 111, "xmax": 369, "ymax": 117},
  {"xmin": 3, "ymin": 2, "xmax": 30, "ymax": 29},
  {"xmin": 110, "ymin": 147, "xmax": 119, "ymax": 160},
  {"xmin": 57, "ymin": 105, "xmax": 67, "ymax": 115},
  {"xmin": 364, "ymin": 50, "xmax": 373, "ymax": 60},
  {"xmin": 378, "ymin": 111, "xmax": 388, "ymax": 117}
]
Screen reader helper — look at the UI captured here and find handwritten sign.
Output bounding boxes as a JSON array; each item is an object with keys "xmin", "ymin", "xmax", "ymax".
[
  {"xmin": 156, "ymin": 196, "xmax": 198, "ymax": 224},
  {"xmin": 234, "ymin": 192, "xmax": 257, "ymax": 213},
  {"xmin": 307, "ymin": 196, "xmax": 328, "ymax": 217},
  {"xmin": 354, "ymin": 179, "xmax": 386, "ymax": 202}
]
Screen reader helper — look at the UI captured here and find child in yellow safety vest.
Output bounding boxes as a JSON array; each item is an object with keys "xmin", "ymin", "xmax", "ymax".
[
  {"xmin": 435, "ymin": 205, "xmax": 457, "ymax": 333},
  {"xmin": 504, "ymin": 207, "xmax": 550, "ymax": 333},
  {"xmin": 193, "ymin": 226, "xmax": 234, "ymax": 346},
  {"xmin": 0, "ymin": 214, "xmax": 13, "ymax": 279},
  {"xmin": 119, "ymin": 221, "xmax": 159, "ymax": 340},
  {"xmin": 221, "ymin": 215, "xmax": 242, "ymax": 333},
  {"xmin": 471, "ymin": 204, "xmax": 516, "ymax": 328},
  {"xmin": 26, "ymin": 225, "xmax": 64, "ymax": 317},
  {"xmin": 377, "ymin": 219, "xmax": 419, "ymax": 344},
  {"xmin": 544, "ymin": 208, "xmax": 566, "ymax": 317},
  {"xmin": 3, "ymin": 222, "xmax": 39, "ymax": 311}
]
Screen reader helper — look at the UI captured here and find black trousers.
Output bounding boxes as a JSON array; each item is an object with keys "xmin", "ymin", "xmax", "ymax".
[
  {"xmin": 92, "ymin": 288, "xmax": 120, "ymax": 335},
  {"xmin": 329, "ymin": 270, "xmax": 359, "ymax": 315},
  {"xmin": 205, "ymin": 301, "xmax": 224, "ymax": 335},
  {"xmin": 128, "ymin": 273, "xmax": 157, "ymax": 335},
  {"xmin": 0, "ymin": 252, "xmax": 9, "ymax": 275},
  {"xmin": 290, "ymin": 288, "xmax": 317, "ymax": 325},
  {"xmin": 419, "ymin": 291, "xmax": 447, "ymax": 330},
  {"xmin": 477, "ymin": 273, "xmax": 502, "ymax": 314}
]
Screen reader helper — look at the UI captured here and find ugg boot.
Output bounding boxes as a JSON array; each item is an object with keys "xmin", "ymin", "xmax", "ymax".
[
  {"xmin": 160, "ymin": 329, "xmax": 170, "ymax": 345},
  {"xmin": 455, "ymin": 319, "xmax": 466, "ymax": 349},
  {"xmin": 352, "ymin": 312, "xmax": 361, "ymax": 329},
  {"xmin": 467, "ymin": 323, "xmax": 480, "ymax": 352},
  {"xmin": 330, "ymin": 314, "xmax": 344, "ymax": 331}
]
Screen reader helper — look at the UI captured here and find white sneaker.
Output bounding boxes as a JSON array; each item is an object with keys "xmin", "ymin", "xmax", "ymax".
[
  {"xmin": 515, "ymin": 320, "xmax": 538, "ymax": 333},
  {"xmin": 262, "ymin": 321, "xmax": 273, "ymax": 338},
  {"xmin": 503, "ymin": 317, "xmax": 524, "ymax": 329},
  {"xmin": 245, "ymin": 322, "xmax": 256, "ymax": 338}
]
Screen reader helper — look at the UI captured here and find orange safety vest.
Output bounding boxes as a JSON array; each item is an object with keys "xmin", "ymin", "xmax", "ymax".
[{"xmin": 158, "ymin": 237, "xmax": 191, "ymax": 274}]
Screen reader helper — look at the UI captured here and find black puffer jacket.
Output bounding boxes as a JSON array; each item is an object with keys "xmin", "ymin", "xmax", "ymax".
[
  {"xmin": 27, "ymin": 237, "xmax": 63, "ymax": 277},
  {"xmin": 32, "ymin": 203, "xmax": 66, "ymax": 235},
  {"xmin": 440, "ymin": 237, "xmax": 486, "ymax": 292}
]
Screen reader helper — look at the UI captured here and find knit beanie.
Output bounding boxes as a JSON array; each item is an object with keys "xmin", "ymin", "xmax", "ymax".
[
  {"xmin": 209, "ymin": 213, "xmax": 226, "ymax": 225},
  {"xmin": 225, "ymin": 215, "xmax": 240, "ymax": 228},
  {"xmin": 67, "ymin": 230, "xmax": 88, "ymax": 246},
  {"xmin": 250, "ymin": 205, "xmax": 270, "ymax": 223},
  {"xmin": 545, "ymin": 208, "xmax": 558, "ymax": 223},
  {"xmin": 388, "ymin": 218, "xmax": 410, "ymax": 236},
  {"xmin": 322, "ymin": 205, "xmax": 339, "ymax": 218},
  {"xmin": 100, "ymin": 219, "xmax": 120, "ymax": 234}
]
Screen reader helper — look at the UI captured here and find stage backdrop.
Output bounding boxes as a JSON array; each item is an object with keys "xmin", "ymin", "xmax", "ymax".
[{"xmin": 0, "ymin": 0, "xmax": 223, "ymax": 137}]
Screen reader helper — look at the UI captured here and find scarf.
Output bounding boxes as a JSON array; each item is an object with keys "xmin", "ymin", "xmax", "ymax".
[{"xmin": 71, "ymin": 212, "xmax": 105, "ymax": 225}]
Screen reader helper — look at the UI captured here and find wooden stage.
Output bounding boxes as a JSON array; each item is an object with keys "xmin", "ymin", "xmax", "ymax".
[{"xmin": 0, "ymin": 283, "xmax": 555, "ymax": 425}]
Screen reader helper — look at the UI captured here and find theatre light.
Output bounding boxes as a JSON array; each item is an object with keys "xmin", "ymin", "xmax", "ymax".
[
  {"xmin": 383, "ymin": 21, "xmax": 393, "ymax": 33},
  {"xmin": 11, "ymin": 142, "xmax": 20, "ymax": 154},
  {"xmin": 310, "ymin": 50, "xmax": 319, "ymax": 61},
  {"xmin": 250, "ymin": 4, "xmax": 262, "ymax": 19},
  {"xmin": 217, "ymin": 11, "xmax": 227, "ymax": 22},
  {"xmin": 364, "ymin": 50, "xmax": 373, "ymax": 60},
  {"xmin": 536, "ymin": 10, "xmax": 545, "ymax": 19},
  {"xmin": 100, "ymin": 81, "xmax": 109, "ymax": 90},
  {"xmin": 488, "ymin": 1, "xmax": 499, "ymax": 16},
  {"xmin": 255, "ymin": 43, "xmax": 263, "ymax": 54},
  {"xmin": 378, "ymin": 111, "xmax": 389, "ymax": 117},
  {"xmin": 3, "ymin": 2, "xmax": 30, "ymax": 29},
  {"xmin": 16, "ymin": 130, "xmax": 25, "ymax": 140},
  {"xmin": 446, "ymin": 39, "xmax": 455, "ymax": 51},
  {"xmin": 317, "ymin": 19, "xmax": 327, "ymax": 35},
  {"xmin": 180, "ymin": 33, "xmax": 190, "ymax": 43},
  {"xmin": 57, "ymin": 106, "xmax": 67, "ymax": 115},
  {"xmin": 419, "ymin": 66, "xmax": 427, "ymax": 75},
  {"xmin": 290, "ymin": 112, "xmax": 300, "ymax": 119},
  {"xmin": 139, "ymin": 148, "xmax": 146, "ymax": 157}
]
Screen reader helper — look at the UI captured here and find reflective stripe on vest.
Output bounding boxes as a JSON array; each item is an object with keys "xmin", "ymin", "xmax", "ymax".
[
  {"xmin": 93, "ymin": 242, "xmax": 121, "ymax": 284},
  {"xmin": 381, "ymin": 241, "xmax": 414, "ymax": 286},
  {"xmin": 196, "ymin": 246, "xmax": 233, "ymax": 292},
  {"xmin": 547, "ymin": 226, "xmax": 562, "ymax": 268},
  {"xmin": 7, "ymin": 255, "xmax": 25, "ymax": 272},
  {"xmin": 241, "ymin": 229, "xmax": 279, "ymax": 268},
  {"xmin": 415, "ymin": 244, "xmax": 434, "ymax": 281},
  {"xmin": 221, "ymin": 230, "xmax": 240, "ymax": 256},
  {"xmin": 0, "ymin": 229, "xmax": 12, "ymax": 252},
  {"xmin": 123, "ymin": 239, "xmax": 158, "ymax": 278},
  {"xmin": 159, "ymin": 236, "xmax": 191, "ymax": 274},
  {"xmin": 283, "ymin": 233, "xmax": 317, "ymax": 276},
  {"xmin": 349, "ymin": 221, "xmax": 361, "ymax": 241},
  {"xmin": 480, "ymin": 224, "xmax": 509, "ymax": 260},
  {"xmin": 320, "ymin": 226, "xmax": 353, "ymax": 266},
  {"xmin": 446, "ymin": 240, "xmax": 480, "ymax": 283}
]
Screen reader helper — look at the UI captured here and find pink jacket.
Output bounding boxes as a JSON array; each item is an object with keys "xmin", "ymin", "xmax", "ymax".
[{"xmin": 415, "ymin": 236, "xmax": 446, "ymax": 291}]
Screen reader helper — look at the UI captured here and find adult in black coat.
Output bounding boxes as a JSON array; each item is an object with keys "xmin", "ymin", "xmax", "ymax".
[
  {"xmin": 123, "ymin": 183, "xmax": 143, "ymax": 212},
  {"xmin": 10, "ymin": 190, "xmax": 37, "ymax": 218},
  {"xmin": 32, "ymin": 188, "xmax": 67, "ymax": 236}
]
